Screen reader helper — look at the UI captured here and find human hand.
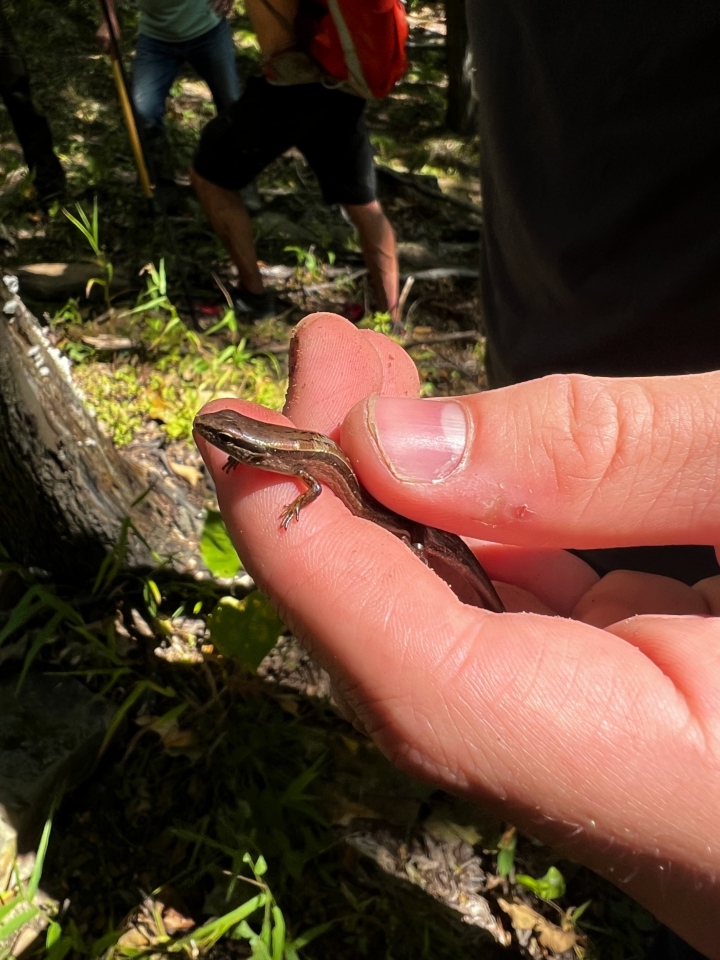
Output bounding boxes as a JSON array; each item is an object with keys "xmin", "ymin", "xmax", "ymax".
[
  {"xmin": 95, "ymin": 19, "xmax": 120, "ymax": 56},
  {"xmin": 209, "ymin": 0, "xmax": 235, "ymax": 16},
  {"xmin": 194, "ymin": 313, "xmax": 720, "ymax": 958}
]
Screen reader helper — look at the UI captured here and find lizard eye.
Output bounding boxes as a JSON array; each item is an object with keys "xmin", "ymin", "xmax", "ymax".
[{"xmin": 216, "ymin": 432, "xmax": 234, "ymax": 445}]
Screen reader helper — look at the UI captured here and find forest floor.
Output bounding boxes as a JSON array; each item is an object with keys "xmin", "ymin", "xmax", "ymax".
[
  {"xmin": 0, "ymin": 2, "xmax": 659, "ymax": 959},
  {"xmin": 1, "ymin": 0, "xmax": 487, "ymax": 455}
]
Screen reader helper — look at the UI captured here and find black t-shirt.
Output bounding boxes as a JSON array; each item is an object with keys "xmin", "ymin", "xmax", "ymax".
[{"xmin": 467, "ymin": 0, "xmax": 720, "ymax": 386}]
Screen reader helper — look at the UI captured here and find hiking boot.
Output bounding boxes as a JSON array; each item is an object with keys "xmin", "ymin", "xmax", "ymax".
[
  {"xmin": 33, "ymin": 153, "xmax": 66, "ymax": 205},
  {"xmin": 231, "ymin": 287, "xmax": 277, "ymax": 320}
]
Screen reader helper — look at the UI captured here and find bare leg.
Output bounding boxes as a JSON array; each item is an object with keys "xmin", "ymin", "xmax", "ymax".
[
  {"xmin": 190, "ymin": 168, "xmax": 264, "ymax": 294},
  {"xmin": 343, "ymin": 200, "xmax": 399, "ymax": 319}
]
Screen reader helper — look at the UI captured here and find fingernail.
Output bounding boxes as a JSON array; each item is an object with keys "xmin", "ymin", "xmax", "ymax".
[{"xmin": 367, "ymin": 397, "xmax": 469, "ymax": 481}]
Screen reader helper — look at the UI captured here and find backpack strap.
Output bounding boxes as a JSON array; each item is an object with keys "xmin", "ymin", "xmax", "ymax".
[{"xmin": 324, "ymin": 0, "xmax": 371, "ymax": 98}]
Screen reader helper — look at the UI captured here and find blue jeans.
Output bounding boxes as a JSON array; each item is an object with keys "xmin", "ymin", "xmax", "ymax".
[{"xmin": 132, "ymin": 19, "xmax": 241, "ymax": 134}]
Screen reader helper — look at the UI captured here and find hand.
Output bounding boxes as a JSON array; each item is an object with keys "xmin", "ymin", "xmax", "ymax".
[
  {"xmin": 209, "ymin": 0, "xmax": 235, "ymax": 16},
  {"xmin": 95, "ymin": 19, "xmax": 120, "ymax": 56},
  {"xmin": 194, "ymin": 313, "xmax": 720, "ymax": 958}
]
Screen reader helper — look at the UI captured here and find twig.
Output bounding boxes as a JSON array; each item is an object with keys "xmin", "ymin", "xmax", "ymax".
[
  {"xmin": 408, "ymin": 267, "xmax": 479, "ymax": 281},
  {"xmin": 212, "ymin": 271, "xmax": 233, "ymax": 309},
  {"xmin": 396, "ymin": 275, "xmax": 415, "ymax": 324},
  {"xmin": 402, "ymin": 330, "xmax": 481, "ymax": 348}
]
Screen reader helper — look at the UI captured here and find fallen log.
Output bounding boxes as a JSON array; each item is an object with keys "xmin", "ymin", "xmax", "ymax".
[{"xmin": 0, "ymin": 275, "xmax": 203, "ymax": 582}]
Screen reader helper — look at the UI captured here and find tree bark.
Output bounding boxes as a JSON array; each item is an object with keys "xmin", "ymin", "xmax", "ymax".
[
  {"xmin": 444, "ymin": 0, "xmax": 477, "ymax": 135},
  {"xmin": 0, "ymin": 274, "xmax": 203, "ymax": 583}
]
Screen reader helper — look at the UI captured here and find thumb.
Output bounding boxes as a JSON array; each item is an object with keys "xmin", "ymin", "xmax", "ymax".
[{"xmin": 340, "ymin": 371, "xmax": 720, "ymax": 550}]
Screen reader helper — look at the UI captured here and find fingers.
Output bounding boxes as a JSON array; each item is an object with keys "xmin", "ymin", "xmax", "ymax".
[
  {"xmin": 573, "ymin": 570, "xmax": 710, "ymax": 627},
  {"xmin": 474, "ymin": 543, "xmax": 600, "ymax": 616},
  {"xmin": 195, "ymin": 403, "xmax": 720, "ymax": 929},
  {"xmin": 340, "ymin": 370, "xmax": 720, "ymax": 549},
  {"xmin": 284, "ymin": 313, "xmax": 419, "ymax": 438},
  {"xmin": 693, "ymin": 574, "xmax": 720, "ymax": 615}
]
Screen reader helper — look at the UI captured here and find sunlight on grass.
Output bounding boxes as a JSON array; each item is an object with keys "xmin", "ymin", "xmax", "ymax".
[{"xmin": 57, "ymin": 260, "xmax": 286, "ymax": 446}]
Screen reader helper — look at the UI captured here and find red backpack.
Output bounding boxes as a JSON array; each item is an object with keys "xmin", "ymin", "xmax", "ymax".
[
  {"xmin": 259, "ymin": 0, "xmax": 409, "ymax": 100},
  {"xmin": 309, "ymin": 0, "xmax": 409, "ymax": 100}
]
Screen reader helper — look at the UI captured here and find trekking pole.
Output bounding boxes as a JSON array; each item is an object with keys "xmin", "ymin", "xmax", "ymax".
[{"xmin": 96, "ymin": 0, "xmax": 153, "ymax": 199}]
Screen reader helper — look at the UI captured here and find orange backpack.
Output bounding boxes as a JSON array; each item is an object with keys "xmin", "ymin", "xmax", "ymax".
[
  {"xmin": 309, "ymin": 0, "xmax": 409, "ymax": 100},
  {"xmin": 258, "ymin": 0, "xmax": 409, "ymax": 100}
]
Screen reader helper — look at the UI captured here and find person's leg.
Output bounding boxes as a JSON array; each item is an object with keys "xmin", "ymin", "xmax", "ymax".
[
  {"xmin": 300, "ymin": 86, "xmax": 399, "ymax": 318},
  {"xmin": 190, "ymin": 168, "xmax": 264, "ymax": 293},
  {"xmin": 0, "ymin": 3, "xmax": 64, "ymax": 200},
  {"xmin": 131, "ymin": 33, "xmax": 181, "ymax": 134},
  {"xmin": 132, "ymin": 33, "xmax": 183, "ymax": 181},
  {"xmin": 192, "ymin": 78, "xmax": 293, "ymax": 311},
  {"xmin": 185, "ymin": 20, "xmax": 241, "ymax": 114},
  {"xmin": 342, "ymin": 200, "xmax": 398, "ymax": 318}
]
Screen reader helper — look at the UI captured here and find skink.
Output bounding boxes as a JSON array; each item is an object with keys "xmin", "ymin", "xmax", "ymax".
[{"xmin": 194, "ymin": 408, "xmax": 505, "ymax": 613}]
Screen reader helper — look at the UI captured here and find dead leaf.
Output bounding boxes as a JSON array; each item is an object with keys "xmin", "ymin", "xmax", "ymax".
[
  {"xmin": 117, "ymin": 925, "xmax": 152, "ymax": 949},
  {"xmin": 499, "ymin": 898, "xmax": 579, "ymax": 952},
  {"xmin": 168, "ymin": 461, "xmax": 202, "ymax": 487},
  {"xmin": 162, "ymin": 905, "xmax": 195, "ymax": 936},
  {"xmin": 535, "ymin": 916, "xmax": 578, "ymax": 952},
  {"xmin": 425, "ymin": 817, "xmax": 481, "ymax": 846},
  {"xmin": 498, "ymin": 898, "xmax": 540, "ymax": 931}
]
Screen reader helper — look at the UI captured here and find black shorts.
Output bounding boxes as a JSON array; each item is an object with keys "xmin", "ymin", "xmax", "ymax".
[{"xmin": 193, "ymin": 75, "xmax": 376, "ymax": 205}]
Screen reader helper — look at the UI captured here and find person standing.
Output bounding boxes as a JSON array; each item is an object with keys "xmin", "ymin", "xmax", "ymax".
[
  {"xmin": 96, "ymin": 0, "xmax": 241, "ymax": 179},
  {"xmin": 190, "ymin": 0, "xmax": 399, "ymax": 321},
  {"xmin": 0, "ymin": 0, "xmax": 65, "ymax": 204}
]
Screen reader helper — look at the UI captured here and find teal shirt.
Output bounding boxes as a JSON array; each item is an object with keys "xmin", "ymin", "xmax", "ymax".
[{"xmin": 139, "ymin": 0, "xmax": 221, "ymax": 42}]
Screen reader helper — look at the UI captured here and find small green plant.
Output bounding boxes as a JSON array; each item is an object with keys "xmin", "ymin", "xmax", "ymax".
[
  {"xmin": 69, "ymin": 260, "xmax": 286, "ymax": 445},
  {"xmin": 516, "ymin": 865, "xmax": 566, "ymax": 901},
  {"xmin": 201, "ymin": 510, "xmax": 242, "ymax": 579},
  {"xmin": 360, "ymin": 311, "xmax": 393, "ymax": 335},
  {"xmin": 0, "ymin": 578, "xmax": 121, "ymax": 693},
  {"xmin": 0, "ymin": 811, "xmax": 62, "ymax": 960},
  {"xmin": 496, "ymin": 827, "xmax": 517, "ymax": 877},
  {"xmin": 62, "ymin": 197, "xmax": 114, "ymax": 311},
  {"xmin": 208, "ymin": 592, "xmax": 284, "ymax": 670},
  {"xmin": 284, "ymin": 244, "xmax": 335, "ymax": 283},
  {"xmin": 131, "ymin": 260, "xmax": 201, "ymax": 351},
  {"xmin": 166, "ymin": 854, "xmax": 329, "ymax": 958},
  {"xmin": 51, "ymin": 297, "xmax": 83, "ymax": 326}
]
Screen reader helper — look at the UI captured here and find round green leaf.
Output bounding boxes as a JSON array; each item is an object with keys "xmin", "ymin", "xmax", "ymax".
[
  {"xmin": 201, "ymin": 510, "xmax": 241, "ymax": 578},
  {"xmin": 208, "ymin": 592, "xmax": 284, "ymax": 670}
]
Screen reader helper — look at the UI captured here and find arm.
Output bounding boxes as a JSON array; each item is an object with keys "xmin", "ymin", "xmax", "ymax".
[
  {"xmin": 245, "ymin": 0, "xmax": 298, "ymax": 57},
  {"xmin": 209, "ymin": 0, "xmax": 235, "ymax": 15}
]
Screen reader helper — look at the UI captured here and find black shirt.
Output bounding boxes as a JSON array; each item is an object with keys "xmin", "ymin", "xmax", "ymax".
[{"xmin": 467, "ymin": 0, "xmax": 720, "ymax": 386}]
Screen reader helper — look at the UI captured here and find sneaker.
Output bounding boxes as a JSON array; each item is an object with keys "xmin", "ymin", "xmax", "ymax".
[{"xmin": 232, "ymin": 287, "xmax": 277, "ymax": 320}]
